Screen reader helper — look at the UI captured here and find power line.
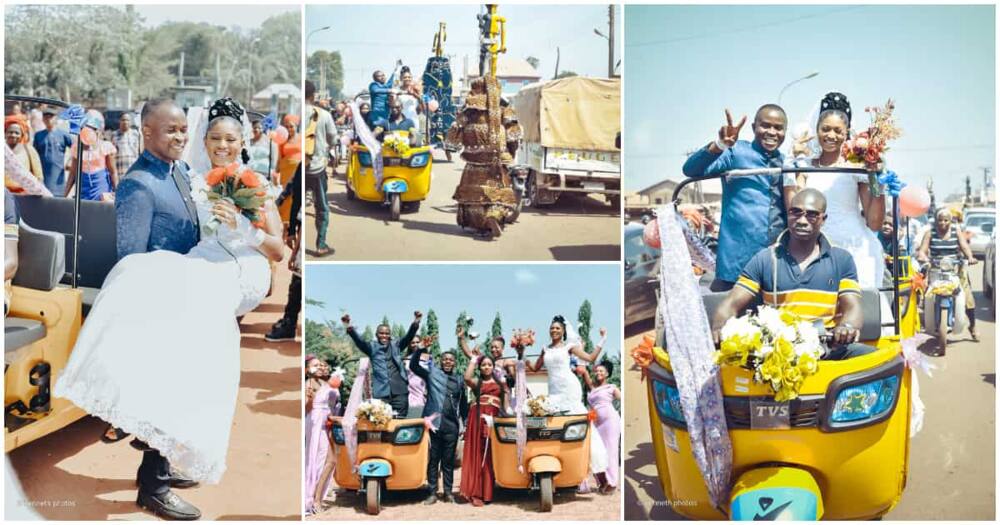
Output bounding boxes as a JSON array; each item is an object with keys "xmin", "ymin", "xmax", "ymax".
[{"xmin": 628, "ymin": 6, "xmax": 865, "ymax": 48}]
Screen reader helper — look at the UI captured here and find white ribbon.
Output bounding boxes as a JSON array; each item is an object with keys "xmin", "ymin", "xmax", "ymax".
[{"xmin": 900, "ymin": 334, "xmax": 936, "ymax": 436}]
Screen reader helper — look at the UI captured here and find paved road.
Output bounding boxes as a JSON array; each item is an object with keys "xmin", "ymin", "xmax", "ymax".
[
  {"xmin": 304, "ymin": 152, "xmax": 621, "ymax": 261},
  {"xmin": 623, "ymin": 270, "xmax": 995, "ymax": 521},
  {"xmin": 6, "ymin": 263, "xmax": 302, "ymax": 521},
  {"xmin": 309, "ymin": 466, "xmax": 620, "ymax": 521}
]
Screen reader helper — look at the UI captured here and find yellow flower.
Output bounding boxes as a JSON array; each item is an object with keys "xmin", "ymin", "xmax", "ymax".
[
  {"xmin": 774, "ymin": 337, "xmax": 795, "ymax": 361},
  {"xmin": 782, "ymin": 365, "xmax": 803, "ymax": 386},
  {"xmin": 797, "ymin": 353, "xmax": 818, "ymax": 375}
]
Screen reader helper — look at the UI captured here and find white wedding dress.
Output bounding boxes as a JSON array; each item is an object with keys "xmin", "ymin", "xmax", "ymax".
[
  {"xmin": 53, "ymin": 169, "xmax": 272, "ymax": 484},
  {"xmin": 542, "ymin": 341, "xmax": 608, "ymax": 475}
]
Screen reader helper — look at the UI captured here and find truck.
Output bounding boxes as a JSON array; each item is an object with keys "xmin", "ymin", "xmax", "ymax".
[{"xmin": 512, "ymin": 76, "xmax": 621, "ymax": 208}]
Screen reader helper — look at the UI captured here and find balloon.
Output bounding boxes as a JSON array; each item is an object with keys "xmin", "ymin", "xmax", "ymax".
[
  {"xmin": 428, "ymin": 99, "xmax": 439, "ymax": 113},
  {"xmin": 270, "ymin": 126, "xmax": 289, "ymax": 146},
  {"xmin": 643, "ymin": 219, "xmax": 661, "ymax": 249},
  {"xmin": 329, "ymin": 376, "xmax": 342, "ymax": 389},
  {"xmin": 899, "ymin": 186, "xmax": 931, "ymax": 218},
  {"xmin": 80, "ymin": 127, "xmax": 97, "ymax": 147}
]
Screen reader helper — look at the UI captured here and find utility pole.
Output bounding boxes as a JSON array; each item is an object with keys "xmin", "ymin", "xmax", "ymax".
[
  {"xmin": 554, "ymin": 47, "xmax": 560, "ymax": 79},
  {"xmin": 179, "ymin": 51, "xmax": 185, "ymax": 87},
  {"xmin": 607, "ymin": 5, "xmax": 615, "ymax": 78},
  {"xmin": 320, "ymin": 55, "xmax": 327, "ymax": 99}
]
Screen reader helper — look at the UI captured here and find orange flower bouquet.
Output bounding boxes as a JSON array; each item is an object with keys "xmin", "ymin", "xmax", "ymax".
[
  {"xmin": 204, "ymin": 162, "xmax": 268, "ymax": 231},
  {"xmin": 510, "ymin": 329, "xmax": 536, "ymax": 349}
]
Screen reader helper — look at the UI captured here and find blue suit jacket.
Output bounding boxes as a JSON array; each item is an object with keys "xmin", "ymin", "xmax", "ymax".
[{"xmin": 115, "ymin": 150, "xmax": 200, "ymax": 261}]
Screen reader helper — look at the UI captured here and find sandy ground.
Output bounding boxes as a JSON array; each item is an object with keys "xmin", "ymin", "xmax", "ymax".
[
  {"xmin": 304, "ymin": 152, "xmax": 621, "ymax": 261},
  {"xmin": 623, "ymin": 270, "xmax": 996, "ymax": 521},
  {"xmin": 308, "ymin": 465, "xmax": 620, "ymax": 521},
  {"xmin": 6, "ymin": 262, "xmax": 302, "ymax": 521}
]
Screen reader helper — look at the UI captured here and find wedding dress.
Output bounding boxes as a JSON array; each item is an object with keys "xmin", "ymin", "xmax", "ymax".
[
  {"xmin": 542, "ymin": 339, "xmax": 609, "ymax": 475},
  {"xmin": 53, "ymin": 168, "xmax": 272, "ymax": 484}
]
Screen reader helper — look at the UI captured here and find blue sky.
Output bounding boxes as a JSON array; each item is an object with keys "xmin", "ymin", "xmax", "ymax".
[
  {"xmin": 625, "ymin": 5, "xmax": 995, "ymax": 198},
  {"xmin": 306, "ymin": 4, "xmax": 621, "ymax": 95},
  {"xmin": 305, "ymin": 264, "xmax": 622, "ymax": 359}
]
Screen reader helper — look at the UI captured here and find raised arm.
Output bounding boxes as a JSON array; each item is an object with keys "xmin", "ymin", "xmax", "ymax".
[
  {"xmin": 580, "ymin": 367, "xmax": 594, "ymax": 390},
  {"xmin": 456, "ymin": 325, "xmax": 480, "ymax": 359},
  {"xmin": 114, "ymin": 177, "xmax": 155, "ymax": 260},
  {"xmin": 570, "ymin": 327, "xmax": 608, "ymax": 363},
  {"xmin": 682, "ymin": 109, "xmax": 742, "ymax": 177},
  {"xmin": 398, "ymin": 311, "xmax": 422, "ymax": 350},
  {"xmin": 408, "ymin": 347, "xmax": 430, "ymax": 381},
  {"xmin": 464, "ymin": 355, "xmax": 479, "ymax": 389},
  {"xmin": 532, "ymin": 351, "xmax": 545, "ymax": 373},
  {"xmin": 341, "ymin": 314, "xmax": 373, "ymax": 357}
]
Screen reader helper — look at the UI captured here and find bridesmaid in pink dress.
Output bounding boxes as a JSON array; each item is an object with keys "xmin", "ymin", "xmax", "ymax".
[
  {"xmin": 584, "ymin": 361, "xmax": 622, "ymax": 494},
  {"xmin": 304, "ymin": 358, "xmax": 334, "ymax": 514}
]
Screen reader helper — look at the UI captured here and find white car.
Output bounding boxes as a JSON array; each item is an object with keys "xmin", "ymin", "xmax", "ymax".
[
  {"xmin": 984, "ymin": 226, "xmax": 995, "ymax": 313},
  {"xmin": 964, "ymin": 208, "xmax": 996, "ymax": 258}
]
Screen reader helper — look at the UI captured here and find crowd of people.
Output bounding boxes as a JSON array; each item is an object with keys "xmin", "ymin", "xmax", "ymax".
[{"xmin": 303, "ymin": 311, "xmax": 621, "ymax": 515}]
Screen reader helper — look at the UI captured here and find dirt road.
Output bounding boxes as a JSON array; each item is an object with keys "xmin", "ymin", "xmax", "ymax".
[
  {"xmin": 304, "ymin": 153, "xmax": 621, "ymax": 261},
  {"xmin": 623, "ymin": 271, "xmax": 995, "ymax": 521},
  {"xmin": 309, "ymin": 465, "xmax": 620, "ymax": 521},
  {"xmin": 6, "ymin": 265, "xmax": 302, "ymax": 521}
]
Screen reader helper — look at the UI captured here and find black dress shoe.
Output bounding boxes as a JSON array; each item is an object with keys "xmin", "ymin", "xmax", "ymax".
[
  {"xmin": 137, "ymin": 490, "xmax": 201, "ymax": 520},
  {"xmin": 441, "ymin": 493, "xmax": 456, "ymax": 504},
  {"xmin": 422, "ymin": 493, "xmax": 438, "ymax": 505},
  {"xmin": 135, "ymin": 467, "xmax": 200, "ymax": 489},
  {"xmin": 130, "ymin": 438, "xmax": 154, "ymax": 452}
]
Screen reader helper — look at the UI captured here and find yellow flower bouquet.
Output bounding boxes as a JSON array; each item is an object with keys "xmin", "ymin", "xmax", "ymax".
[
  {"xmin": 714, "ymin": 306, "xmax": 823, "ymax": 402},
  {"xmin": 382, "ymin": 132, "xmax": 412, "ymax": 157}
]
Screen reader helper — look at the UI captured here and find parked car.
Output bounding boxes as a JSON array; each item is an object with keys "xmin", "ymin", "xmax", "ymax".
[
  {"xmin": 983, "ymin": 224, "xmax": 995, "ymax": 313},
  {"xmin": 964, "ymin": 207, "xmax": 996, "ymax": 258},
  {"xmin": 624, "ymin": 222, "xmax": 659, "ymax": 327}
]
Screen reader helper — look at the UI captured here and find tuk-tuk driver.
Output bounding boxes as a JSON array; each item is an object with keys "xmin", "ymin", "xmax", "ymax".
[{"xmin": 711, "ymin": 189, "xmax": 877, "ymax": 361}]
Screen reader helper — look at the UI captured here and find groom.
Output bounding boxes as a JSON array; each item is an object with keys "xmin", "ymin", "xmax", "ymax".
[
  {"xmin": 343, "ymin": 311, "xmax": 421, "ymax": 417},
  {"xmin": 115, "ymin": 97, "xmax": 202, "ymax": 520}
]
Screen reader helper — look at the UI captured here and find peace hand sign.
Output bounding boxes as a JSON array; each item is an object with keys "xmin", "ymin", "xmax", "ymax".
[
  {"xmin": 717, "ymin": 109, "xmax": 747, "ymax": 148},
  {"xmin": 792, "ymin": 132, "xmax": 815, "ymax": 158}
]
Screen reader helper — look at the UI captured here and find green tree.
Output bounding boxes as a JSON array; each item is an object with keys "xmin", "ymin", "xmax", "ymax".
[
  {"xmin": 423, "ymin": 309, "xmax": 441, "ymax": 356},
  {"xmin": 525, "ymin": 55, "xmax": 540, "ymax": 70},
  {"xmin": 307, "ymin": 50, "xmax": 345, "ymax": 100},
  {"xmin": 555, "ymin": 70, "xmax": 578, "ymax": 79},
  {"xmin": 578, "ymin": 299, "xmax": 593, "ymax": 353},
  {"xmin": 490, "ymin": 312, "xmax": 503, "ymax": 343}
]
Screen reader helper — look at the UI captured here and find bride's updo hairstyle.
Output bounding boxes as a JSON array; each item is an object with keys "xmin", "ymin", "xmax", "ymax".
[
  {"xmin": 207, "ymin": 97, "xmax": 250, "ymax": 164},
  {"xmin": 817, "ymin": 92, "xmax": 852, "ymax": 136},
  {"xmin": 550, "ymin": 315, "xmax": 567, "ymax": 341}
]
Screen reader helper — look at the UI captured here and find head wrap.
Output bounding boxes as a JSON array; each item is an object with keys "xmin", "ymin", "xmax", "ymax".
[
  {"xmin": 282, "ymin": 113, "xmax": 300, "ymax": 127},
  {"xmin": 4, "ymin": 115, "xmax": 30, "ymax": 144}
]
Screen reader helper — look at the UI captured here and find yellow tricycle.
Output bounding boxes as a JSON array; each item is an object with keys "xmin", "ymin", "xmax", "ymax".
[
  {"xmin": 330, "ymin": 415, "xmax": 430, "ymax": 515},
  {"xmin": 345, "ymin": 129, "xmax": 433, "ymax": 221},
  {"xmin": 647, "ymin": 167, "xmax": 916, "ymax": 520},
  {"xmin": 491, "ymin": 413, "xmax": 593, "ymax": 512}
]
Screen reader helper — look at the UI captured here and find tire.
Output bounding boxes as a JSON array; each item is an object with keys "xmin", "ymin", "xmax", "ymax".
[
  {"xmin": 365, "ymin": 478, "xmax": 381, "ymax": 515},
  {"xmin": 538, "ymin": 473, "xmax": 553, "ymax": 513},
  {"xmin": 403, "ymin": 201, "xmax": 421, "ymax": 213},
  {"xmin": 609, "ymin": 194, "xmax": 621, "ymax": 211},
  {"xmin": 937, "ymin": 309, "xmax": 948, "ymax": 356},
  {"xmin": 346, "ymin": 185, "xmax": 356, "ymax": 200},
  {"xmin": 390, "ymin": 193, "xmax": 401, "ymax": 221}
]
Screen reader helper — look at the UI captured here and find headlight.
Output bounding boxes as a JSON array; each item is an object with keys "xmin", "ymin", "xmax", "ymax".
[
  {"xmin": 331, "ymin": 425, "xmax": 345, "ymax": 445},
  {"xmin": 652, "ymin": 380, "xmax": 686, "ymax": 427},
  {"xmin": 393, "ymin": 425, "xmax": 424, "ymax": 445},
  {"xmin": 358, "ymin": 151, "xmax": 373, "ymax": 167},
  {"xmin": 562, "ymin": 422, "xmax": 588, "ymax": 442},
  {"xmin": 495, "ymin": 424, "xmax": 517, "ymax": 443},
  {"xmin": 830, "ymin": 376, "xmax": 899, "ymax": 424},
  {"xmin": 409, "ymin": 152, "xmax": 430, "ymax": 168}
]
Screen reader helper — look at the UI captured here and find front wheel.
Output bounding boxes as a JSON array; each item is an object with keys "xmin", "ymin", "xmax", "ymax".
[
  {"xmin": 389, "ymin": 193, "xmax": 401, "ymax": 221},
  {"xmin": 538, "ymin": 473, "xmax": 553, "ymax": 513},
  {"xmin": 937, "ymin": 309, "xmax": 948, "ymax": 356},
  {"xmin": 346, "ymin": 184, "xmax": 356, "ymax": 200},
  {"xmin": 365, "ymin": 478, "xmax": 381, "ymax": 515}
]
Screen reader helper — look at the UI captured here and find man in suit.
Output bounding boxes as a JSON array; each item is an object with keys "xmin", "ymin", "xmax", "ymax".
[
  {"xmin": 115, "ymin": 97, "xmax": 202, "ymax": 520},
  {"xmin": 409, "ymin": 348, "xmax": 467, "ymax": 504},
  {"xmin": 342, "ymin": 311, "xmax": 421, "ymax": 417}
]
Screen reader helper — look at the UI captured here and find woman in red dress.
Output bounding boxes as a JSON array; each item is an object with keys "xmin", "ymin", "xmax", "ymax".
[{"xmin": 460, "ymin": 354, "xmax": 508, "ymax": 506}]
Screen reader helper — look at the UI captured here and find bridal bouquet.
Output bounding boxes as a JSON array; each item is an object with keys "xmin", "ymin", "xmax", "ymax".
[
  {"xmin": 382, "ymin": 132, "xmax": 412, "ymax": 156},
  {"xmin": 842, "ymin": 99, "xmax": 902, "ymax": 171},
  {"xmin": 356, "ymin": 399, "xmax": 394, "ymax": 427},
  {"xmin": 510, "ymin": 329, "xmax": 536, "ymax": 349},
  {"xmin": 204, "ymin": 162, "xmax": 268, "ymax": 229},
  {"xmin": 714, "ymin": 306, "xmax": 823, "ymax": 402},
  {"xmin": 524, "ymin": 394, "xmax": 554, "ymax": 417}
]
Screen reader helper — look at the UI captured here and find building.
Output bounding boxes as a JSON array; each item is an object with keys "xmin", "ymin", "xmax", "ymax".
[
  {"xmin": 625, "ymin": 178, "xmax": 722, "ymax": 223},
  {"xmin": 460, "ymin": 56, "xmax": 542, "ymax": 96},
  {"xmin": 251, "ymin": 83, "xmax": 301, "ymax": 116}
]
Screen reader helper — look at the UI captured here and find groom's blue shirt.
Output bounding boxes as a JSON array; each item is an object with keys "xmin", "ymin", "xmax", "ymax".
[
  {"xmin": 682, "ymin": 140, "xmax": 787, "ymax": 284},
  {"xmin": 115, "ymin": 150, "xmax": 199, "ymax": 261}
]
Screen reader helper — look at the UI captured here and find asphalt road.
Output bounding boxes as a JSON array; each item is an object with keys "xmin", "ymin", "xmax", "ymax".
[
  {"xmin": 623, "ymin": 269, "xmax": 996, "ymax": 521},
  {"xmin": 303, "ymin": 151, "xmax": 621, "ymax": 261},
  {"xmin": 5, "ymin": 263, "xmax": 302, "ymax": 521}
]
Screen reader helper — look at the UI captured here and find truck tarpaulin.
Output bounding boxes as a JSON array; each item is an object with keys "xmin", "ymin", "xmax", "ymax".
[{"xmin": 513, "ymin": 77, "xmax": 620, "ymax": 152}]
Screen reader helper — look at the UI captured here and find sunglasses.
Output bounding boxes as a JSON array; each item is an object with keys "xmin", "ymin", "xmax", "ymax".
[{"xmin": 788, "ymin": 207, "xmax": 824, "ymax": 222}]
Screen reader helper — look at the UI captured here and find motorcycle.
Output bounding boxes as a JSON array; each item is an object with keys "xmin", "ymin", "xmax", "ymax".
[{"xmin": 921, "ymin": 255, "xmax": 971, "ymax": 355}]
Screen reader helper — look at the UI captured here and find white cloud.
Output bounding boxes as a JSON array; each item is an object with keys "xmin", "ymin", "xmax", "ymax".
[{"xmin": 514, "ymin": 269, "xmax": 539, "ymax": 284}]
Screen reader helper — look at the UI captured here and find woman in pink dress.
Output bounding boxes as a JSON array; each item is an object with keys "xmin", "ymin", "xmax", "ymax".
[
  {"xmin": 304, "ymin": 357, "xmax": 334, "ymax": 514},
  {"xmin": 583, "ymin": 360, "xmax": 621, "ymax": 494}
]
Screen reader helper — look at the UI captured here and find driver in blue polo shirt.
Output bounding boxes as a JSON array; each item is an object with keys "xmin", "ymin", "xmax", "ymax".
[{"xmin": 711, "ymin": 189, "xmax": 876, "ymax": 360}]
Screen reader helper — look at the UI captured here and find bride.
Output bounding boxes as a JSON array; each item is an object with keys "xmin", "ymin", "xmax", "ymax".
[
  {"xmin": 54, "ymin": 98, "xmax": 284, "ymax": 495},
  {"xmin": 529, "ymin": 315, "xmax": 609, "ymax": 481}
]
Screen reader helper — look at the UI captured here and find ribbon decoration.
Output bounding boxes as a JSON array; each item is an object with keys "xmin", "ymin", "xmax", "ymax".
[
  {"xmin": 481, "ymin": 414, "xmax": 495, "ymax": 469},
  {"xmin": 656, "ymin": 203, "xmax": 733, "ymax": 511},
  {"xmin": 349, "ymin": 100, "xmax": 385, "ymax": 192},
  {"xmin": 260, "ymin": 110, "xmax": 278, "ymax": 133},
  {"xmin": 423, "ymin": 412, "xmax": 441, "ymax": 433},
  {"xmin": 59, "ymin": 105, "xmax": 86, "ymax": 135},
  {"xmin": 514, "ymin": 360, "xmax": 527, "ymax": 473},
  {"xmin": 900, "ymin": 333, "xmax": 936, "ymax": 436},
  {"xmin": 342, "ymin": 358, "xmax": 371, "ymax": 473}
]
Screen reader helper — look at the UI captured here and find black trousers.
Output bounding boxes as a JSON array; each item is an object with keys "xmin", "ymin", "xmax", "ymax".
[
  {"xmin": 427, "ymin": 427, "xmax": 459, "ymax": 495},
  {"xmin": 283, "ymin": 274, "xmax": 301, "ymax": 322},
  {"xmin": 379, "ymin": 392, "xmax": 409, "ymax": 418},
  {"xmin": 137, "ymin": 450, "xmax": 171, "ymax": 495},
  {"xmin": 305, "ymin": 171, "xmax": 329, "ymax": 248}
]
